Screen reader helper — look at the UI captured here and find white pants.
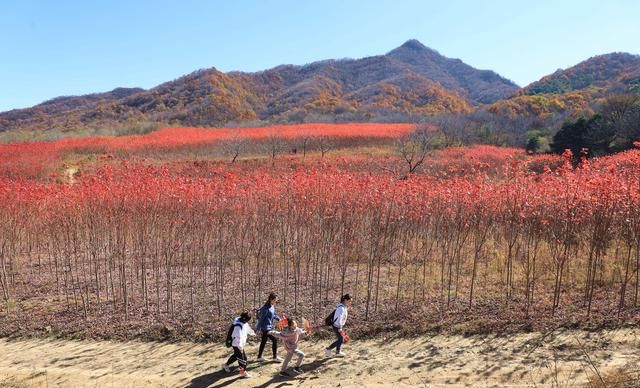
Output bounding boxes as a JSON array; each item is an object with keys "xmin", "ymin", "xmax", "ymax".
[{"xmin": 282, "ymin": 348, "xmax": 304, "ymax": 370}]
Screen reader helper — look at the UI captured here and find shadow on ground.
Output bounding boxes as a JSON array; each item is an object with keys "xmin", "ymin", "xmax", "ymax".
[{"xmin": 186, "ymin": 357, "xmax": 331, "ymax": 388}]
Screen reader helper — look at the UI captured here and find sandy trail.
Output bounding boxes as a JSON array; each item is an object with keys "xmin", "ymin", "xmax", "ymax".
[{"xmin": 0, "ymin": 328, "xmax": 638, "ymax": 388}]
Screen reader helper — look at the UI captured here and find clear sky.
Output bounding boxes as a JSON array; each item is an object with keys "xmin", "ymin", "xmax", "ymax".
[{"xmin": 1, "ymin": 0, "xmax": 639, "ymax": 112}]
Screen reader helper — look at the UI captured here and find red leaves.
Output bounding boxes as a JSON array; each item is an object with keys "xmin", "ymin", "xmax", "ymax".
[
  {"xmin": 0, "ymin": 137, "xmax": 637, "ymax": 270},
  {"xmin": 2, "ymin": 140, "xmax": 640, "ymax": 340},
  {"xmin": 0, "ymin": 124, "xmax": 416, "ymax": 180}
]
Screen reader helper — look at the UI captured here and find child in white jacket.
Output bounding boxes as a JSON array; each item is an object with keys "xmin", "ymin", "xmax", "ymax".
[
  {"xmin": 223, "ymin": 312, "xmax": 256, "ymax": 378},
  {"xmin": 269, "ymin": 318, "xmax": 308, "ymax": 376},
  {"xmin": 325, "ymin": 294, "xmax": 352, "ymax": 357}
]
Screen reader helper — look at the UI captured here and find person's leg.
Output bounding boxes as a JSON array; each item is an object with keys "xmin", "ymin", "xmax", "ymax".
[
  {"xmin": 294, "ymin": 349, "xmax": 305, "ymax": 367},
  {"xmin": 258, "ymin": 331, "xmax": 269, "ymax": 358},
  {"xmin": 326, "ymin": 326, "xmax": 338, "ymax": 349},
  {"xmin": 326, "ymin": 326, "xmax": 344, "ymax": 351},
  {"xmin": 270, "ymin": 334, "xmax": 278, "ymax": 358},
  {"xmin": 227, "ymin": 346, "xmax": 241, "ymax": 366},
  {"xmin": 335, "ymin": 329, "xmax": 344, "ymax": 353},
  {"xmin": 239, "ymin": 348, "xmax": 248, "ymax": 370},
  {"xmin": 281, "ymin": 350, "xmax": 294, "ymax": 371}
]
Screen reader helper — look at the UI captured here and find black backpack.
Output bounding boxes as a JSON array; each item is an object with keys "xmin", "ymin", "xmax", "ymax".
[
  {"xmin": 225, "ymin": 323, "xmax": 242, "ymax": 347},
  {"xmin": 325, "ymin": 309, "xmax": 336, "ymax": 326}
]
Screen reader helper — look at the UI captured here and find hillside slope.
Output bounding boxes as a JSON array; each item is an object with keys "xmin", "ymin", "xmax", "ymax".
[
  {"xmin": 0, "ymin": 40, "xmax": 518, "ymax": 132},
  {"xmin": 489, "ymin": 53, "xmax": 640, "ymax": 118}
]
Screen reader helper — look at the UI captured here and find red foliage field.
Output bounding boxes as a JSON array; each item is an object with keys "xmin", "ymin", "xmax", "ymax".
[
  {"xmin": 0, "ymin": 123, "xmax": 414, "ymax": 178},
  {"xmin": 1, "ymin": 124, "xmax": 639, "ymax": 341}
]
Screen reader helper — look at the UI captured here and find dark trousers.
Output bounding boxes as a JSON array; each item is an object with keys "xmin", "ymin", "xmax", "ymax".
[
  {"xmin": 326, "ymin": 326, "xmax": 343, "ymax": 352},
  {"xmin": 258, "ymin": 330, "xmax": 278, "ymax": 358},
  {"xmin": 226, "ymin": 346, "xmax": 247, "ymax": 369}
]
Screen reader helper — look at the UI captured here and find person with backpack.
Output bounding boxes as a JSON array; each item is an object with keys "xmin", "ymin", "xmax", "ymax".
[
  {"xmin": 222, "ymin": 312, "xmax": 256, "ymax": 378},
  {"xmin": 268, "ymin": 317, "xmax": 308, "ymax": 376},
  {"xmin": 256, "ymin": 292, "xmax": 283, "ymax": 362},
  {"xmin": 325, "ymin": 294, "xmax": 352, "ymax": 357}
]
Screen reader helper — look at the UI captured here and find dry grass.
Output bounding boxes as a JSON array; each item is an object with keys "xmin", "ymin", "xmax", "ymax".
[{"xmin": 588, "ymin": 366, "xmax": 640, "ymax": 388}]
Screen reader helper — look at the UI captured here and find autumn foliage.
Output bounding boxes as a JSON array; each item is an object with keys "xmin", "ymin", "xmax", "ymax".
[
  {"xmin": 1, "ymin": 125, "xmax": 640, "ymax": 340},
  {"xmin": 0, "ymin": 123, "xmax": 414, "ymax": 178}
]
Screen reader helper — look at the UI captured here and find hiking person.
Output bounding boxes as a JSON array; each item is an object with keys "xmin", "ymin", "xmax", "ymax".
[
  {"xmin": 325, "ymin": 294, "xmax": 352, "ymax": 357},
  {"xmin": 256, "ymin": 292, "xmax": 283, "ymax": 362},
  {"xmin": 269, "ymin": 317, "xmax": 308, "ymax": 376},
  {"xmin": 223, "ymin": 312, "xmax": 256, "ymax": 378}
]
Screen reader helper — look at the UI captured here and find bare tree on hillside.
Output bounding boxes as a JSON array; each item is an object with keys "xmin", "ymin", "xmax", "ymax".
[
  {"xmin": 435, "ymin": 115, "xmax": 476, "ymax": 147},
  {"xmin": 226, "ymin": 133, "xmax": 249, "ymax": 164},
  {"xmin": 297, "ymin": 127, "xmax": 312, "ymax": 158},
  {"xmin": 317, "ymin": 136, "xmax": 334, "ymax": 158},
  {"xmin": 396, "ymin": 126, "xmax": 441, "ymax": 174},
  {"xmin": 265, "ymin": 131, "xmax": 283, "ymax": 164},
  {"xmin": 599, "ymin": 94, "xmax": 640, "ymax": 148}
]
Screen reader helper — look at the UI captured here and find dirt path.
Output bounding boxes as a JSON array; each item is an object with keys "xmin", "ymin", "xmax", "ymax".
[{"xmin": 0, "ymin": 328, "xmax": 638, "ymax": 388}]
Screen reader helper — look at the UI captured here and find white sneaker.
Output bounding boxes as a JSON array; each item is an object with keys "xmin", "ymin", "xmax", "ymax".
[
  {"xmin": 240, "ymin": 369, "xmax": 252, "ymax": 378},
  {"xmin": 257, "ymin": 357, "xmax": 266, "ymax": 362},
  {"xmin": 336, "ymin": 351, "xmax": 346, "ymax": 357},
  {"xmin": 273, "ymin": 356, "xmax": 284, "ymax": 362},
  {"xmin": 324, "ymin": 349, "xmax": 333, "ymax": 358},
  {"xmin": 222, "ymin": 363, "xmax": 231, "ymax": 373}
]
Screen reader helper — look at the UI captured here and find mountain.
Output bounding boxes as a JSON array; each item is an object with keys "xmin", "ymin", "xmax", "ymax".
[
  {"xmin": 0, "ymin": 40, "xmax": 518, "ymax": 132},
  {"xmin": 0, "ymin": 88, "xmax": 145, "ymax": 133},
  {"xmin": 387, "ymin": 40, "xmax": 518, "ymax": 104},
  {"xmin": 525, "ymin": 53, "xmax": 640, "ymax": 95},
  {"xmin": 489, "ymin": 53, "xmax": 640, "ymax": 118}
]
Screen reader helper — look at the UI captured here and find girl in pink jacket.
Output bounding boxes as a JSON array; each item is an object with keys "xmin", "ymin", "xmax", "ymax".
[{"xmin": 269, "ymin": 317, "xmax": 308, "ymax": 376}]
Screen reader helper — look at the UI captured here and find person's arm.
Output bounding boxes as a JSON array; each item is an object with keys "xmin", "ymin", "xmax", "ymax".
[
  {"xmin": 247, "ymin": 325, "xmax": 256, "ymax": 337},
  {"xmin": 333, "ymin": 306, "xmax": 345, "ymax": 329},
  {"xmin": 271, "ymin": 329, "xmax": 292, "ymax": 340},
  {"xmin": 340, "ymin": 307, "xmax": 348, "ymax": 328},
  {"xmin": 254, "ymin": 309, "xmax": 262, "ymax": 331}
]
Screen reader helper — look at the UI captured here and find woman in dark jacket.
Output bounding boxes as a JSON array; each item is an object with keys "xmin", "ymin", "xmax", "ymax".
[{"xmin": 256, "ymin": 292, "xmax": 282, "ymax": 362}]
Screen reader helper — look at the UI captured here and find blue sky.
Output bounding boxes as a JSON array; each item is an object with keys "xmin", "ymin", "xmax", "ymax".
[{"xmin": 1, "ymin": 0, "xmax": 639, "ymax": 112}]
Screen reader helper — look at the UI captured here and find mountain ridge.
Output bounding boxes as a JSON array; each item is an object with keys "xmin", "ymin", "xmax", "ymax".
[
  {"xmin": 0, "ymin": 40, "xmax": 516, "ymax": 132},
  {"xmin": 487, "ymin": 52, "xmax": 640, "ymax": 119},
  {"xmin": 1, "ymin": 42, "xmax": 639, "ymax": 133}
]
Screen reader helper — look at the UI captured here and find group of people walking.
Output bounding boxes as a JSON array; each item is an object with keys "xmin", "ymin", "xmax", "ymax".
[{"xmin": 223, "ymin": 292, "xmax": 352, "ymax": 379}]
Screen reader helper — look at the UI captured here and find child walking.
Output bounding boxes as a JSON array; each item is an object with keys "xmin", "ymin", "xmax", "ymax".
[
  {"xmin": 223, "ymin": 312, "xmax": 256, "ymax": 378},
  {"xmin": 325, "ymin": 294, "xmax": 352, "ymax": 357},
  {"xmin": 256, "ymin": 292, "xmax": 283, "ymax": 362},
  {"xmin": 269, "ymin": 317, "xmax": 308, "ymax": 376}
]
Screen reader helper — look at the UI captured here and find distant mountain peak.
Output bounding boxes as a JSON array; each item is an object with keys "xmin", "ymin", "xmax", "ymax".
[
  {"xmin": 387, "ymin": 39, "xmax": 441, "ymax": 57},
  {"xmin": 399, "ymin": 39, "xmax": 429, "ymax": 51},
  {"xmin": 386, "ymin": 40, "xmax": 517, "ymax": 104},
  {"xmin": 0, "ymin": 40, "xmax": 521, "ymax": 131}
]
